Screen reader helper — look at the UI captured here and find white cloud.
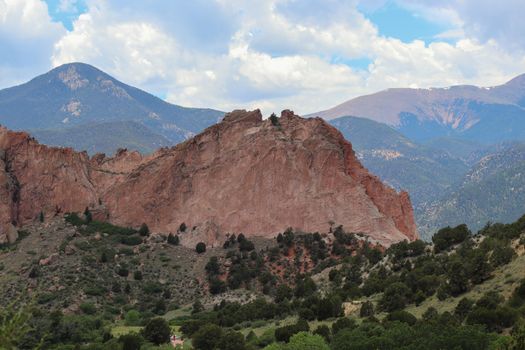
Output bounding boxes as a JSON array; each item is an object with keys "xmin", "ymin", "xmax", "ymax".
[
  {"xmin": 0, "ymin": 0, "xmax": 65, "ymax": 87},
  {"xmin": 58, "ymin": 0, "xmax": 78, "ymax": 13},
  {"xmin": 398, "ymin": 0, "xmax": 525, "ymax": 51},
  {"xmin": 2, "ymin": 0, "xmax": 525, "ymax": 116}
]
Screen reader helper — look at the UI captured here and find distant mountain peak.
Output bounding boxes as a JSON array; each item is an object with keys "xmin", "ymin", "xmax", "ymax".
[
  {"xmin": 57, "ymin": 64, "xmax": 90, "ymax": 90},
  {"xmin": 49, "ymin": 62, "xmax": 107, "ymax": 75},
  {"xmin": 45, "ymin": 63, "xmax": 131, "ymax": 99},
  {"xmin": 310, "ymin": 73, "xmax": 525, "ymax": 144},
  {"xmin": 504, "ymin": 73, "xmax": 525, "ymax": 88},
  {"xmin": 0, "ymin": 62, "xmax": 224, "ymax": 153}
]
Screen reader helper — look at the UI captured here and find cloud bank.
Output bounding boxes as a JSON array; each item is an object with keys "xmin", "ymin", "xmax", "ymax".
[{"xmin": 1, "ymin": 0, "xmax": 524, "ymax": 114}]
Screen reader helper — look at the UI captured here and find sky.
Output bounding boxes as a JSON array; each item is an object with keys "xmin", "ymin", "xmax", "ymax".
[{"xmin": 1, "ymin": 0, "xmax": 525, "ymax": 115}]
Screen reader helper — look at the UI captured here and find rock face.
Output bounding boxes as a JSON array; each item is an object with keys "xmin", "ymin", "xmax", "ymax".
[{"xmin": 0, "ymin": 110, "xmax": 418, "ymax": 246}]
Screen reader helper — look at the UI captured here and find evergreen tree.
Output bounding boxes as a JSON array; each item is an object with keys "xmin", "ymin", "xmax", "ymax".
[
  {"xmin": 196, "ymin": 242, "xmax": 206, "ymax": 253},
  {"xmin": 84, "ymin": 207, "xmax": 92, "ymax": 223},
  {"xmin": 269, "ymin": 113, "xmax": 279, "ymax": 126},
  {"xmin": 167, "ymin": 233, "xmax": 179, "ymax": 245},
  {"xmin": 142, "ymin": 318, "xmax": 170, "ymax": 345},
  {"xmin": 139, "ymin": 223, "xmax": 150, "ymax": 236}
]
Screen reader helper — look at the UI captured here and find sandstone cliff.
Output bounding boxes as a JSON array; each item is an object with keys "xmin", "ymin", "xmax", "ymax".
[{"xmin": 0, "ymin": 110, "xmax": 417, "ymax": 246}]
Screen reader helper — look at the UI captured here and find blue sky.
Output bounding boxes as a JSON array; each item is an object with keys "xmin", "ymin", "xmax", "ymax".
[
  {"xmin": 364, "ymin": 2, "xmax": 448, "ymax": 43},
  {"xmin": 43, "ymin": 1, "xmax": 451, "ymax": 45},
  {"xmin": 44, "ymin": 0, "xmax": 87, "ymax": 30},
  {"xmin": 1, "ymin": 0, "xmax": 524, "ymax": 114}
]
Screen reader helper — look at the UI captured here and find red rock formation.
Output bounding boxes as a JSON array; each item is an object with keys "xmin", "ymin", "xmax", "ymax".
[{"xmin": 0, "ymin": 111, "xmax": 418, "ymax": 246}]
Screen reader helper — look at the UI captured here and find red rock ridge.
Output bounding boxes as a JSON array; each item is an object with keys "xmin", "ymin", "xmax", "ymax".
[{"xmin": 0, "ymin": 111, "xmax": 418, "ymax": 246}]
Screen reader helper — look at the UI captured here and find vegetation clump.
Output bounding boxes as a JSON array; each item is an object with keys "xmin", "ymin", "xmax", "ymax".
[{"xmin": 196, "ymin": 242, "xmax": 206, "ymax": 253}]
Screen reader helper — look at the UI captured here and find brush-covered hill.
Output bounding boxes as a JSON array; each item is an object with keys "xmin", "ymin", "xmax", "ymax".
[
  {"xmin": 418, "ymin": 143, "xmax": 525, "ymax": 236},
  {"xmin": 2, "ymin": 208, "xmax": 525, "ymax": 349}
]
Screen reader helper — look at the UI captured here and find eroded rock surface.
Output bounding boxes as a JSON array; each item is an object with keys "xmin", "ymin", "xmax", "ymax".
[{"xmin": 0, "ymin": 110, "xmax": 418, "ymax": 247}]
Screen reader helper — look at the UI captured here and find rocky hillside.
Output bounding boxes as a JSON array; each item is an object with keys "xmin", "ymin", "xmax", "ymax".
[
  {"xmin": 418, "ymin": 143, "xmax": 525, "ymax": 236},
  {"xmin": 311, "ymin": 74, "xmax": 525, "ymax": 144},
  {"xmin": 0, "ymin": 62, "xmax": 224, "ymax": 153},
  {"xmin": 0, "ymin": 110, "xmax": 417, "ymax": 247}
]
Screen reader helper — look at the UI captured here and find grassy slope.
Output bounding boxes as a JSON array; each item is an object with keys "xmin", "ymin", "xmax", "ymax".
[{"xmin": 406, "ymin": 251, "xmax": 525, "ymax": 318}]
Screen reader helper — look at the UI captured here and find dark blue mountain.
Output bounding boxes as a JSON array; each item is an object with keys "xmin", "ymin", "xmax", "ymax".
[
  {"xmin": 312, "ymin": 74, "xmax": 525, "ymax": 145},
  {"xmin": 0, "ymin": 62, "xmax": 224, "ymax": 153}
]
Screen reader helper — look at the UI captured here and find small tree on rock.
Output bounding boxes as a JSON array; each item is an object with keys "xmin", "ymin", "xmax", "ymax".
[
  {"xmin": 269, "ymin": 113, "xmax": 280, "ymax": 126},
  {"xmin": 139, "ymin": 223, "xmax": 150, "ymax": 236},
  {"xmin": 84, "ymin": 207, "xmax": 92, "ymax": 223}
]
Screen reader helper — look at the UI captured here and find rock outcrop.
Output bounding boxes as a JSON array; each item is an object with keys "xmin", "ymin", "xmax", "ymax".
[{"xmin": 0, "ymin": 110, "xmax": 418, "ymax": 247}]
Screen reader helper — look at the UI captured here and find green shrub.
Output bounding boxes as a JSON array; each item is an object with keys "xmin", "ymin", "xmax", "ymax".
[
  {"xmin": 192, "ymin": 323, "xmax": 223, "ymax": 350},
  {"xmin": 167, "ymin": 234, "xmax": 179, "ymax": 245},
  {"xmin": 467, "ymin": 306, "xmax": 518, "ymax": 332},
  {"xmin": 313, "ymin": 324, "xmax": 331, "ymax": 342},
  {"xmin": 491, "ymin": 245, "xmax": 515, "ymax": 267},
  {"xmin": 139, "ymin": 223, "xmax": 150, "ymax": 237},
  {"xmin": 142, "ymin": 318, "xmax": 171, "ymax": 345},
  {"xmin": 74, "ymin": 241, "xmax": 91, "ymax": 251},
  {"xmin": 119, "ymin": 333, "xmax": 143, "ymax": 350},
  {"xmin": 269, "ymin": 113, "xmax": 279, "ymax": 126},
  {"xmin": 133, "ymin": 270, "xmax": 143, "ymax": 280},
  {"xmin": 332, "ymin": 317, "xmax": 356, "ymax": 336},
  {"xmin": 386, "ymin": 310, "xmax": 417, "ymax": 325},
  {"xmin": 84, "ymin": 285, "xmax": 107, "ymax": 296},
  {"xmin": 65, "ymin": 212, "xmax": 84, "ymax": 226},
  {"xmin": 142, "ymin": 282, "xmax": 163, "ymax": 294},
  {"xmin": 379, "ymin": 282, "xmax": 411, "ymax": 312},
  {"xmin": 121, "ymin": 235, "xmax": 142, "ymax": 246},
  {"xmin": 360, "ymin": 301, "xmax": 375, "ymax": 318},
  {"xmin": 28, "ymin": 266, "xmax": 40, "ymax": 279},
  {"xmin": 119, "ymin": 248, "xmax": 134, "ymax": 256},
  {"xmin": 117, "ymin": 267, "xmax": 129, "ymax": 277},
  {"xmin": 433, "ymin": 224, "xmax": 470, "ymax": 253},
  {"xmin": 196, "ymin": 242, "xmax": 206, "ymax": 254},
  {"xmin": 37, "ymin": 293, "xmax": 55, "ymax": 304},
  {"xmin": 84, "ymin": 207, "xmax": 92, "ymax": 223},
  {"xmin": 80, "ymin": 302, "xmax": 97, "ymax": 315}
]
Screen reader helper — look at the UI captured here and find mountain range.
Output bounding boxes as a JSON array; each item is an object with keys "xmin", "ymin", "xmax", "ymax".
[
  {"xmin": 329, "ymin": 116, "xmax": 469, "ymax": 208},
  {"xmin": 418, "ymin": 142, "xmax": 525, "ymax": 235},
  {"xmin": 1, "ymin": 63, "xmax": 525, "ymax": 240},
  {"xmin": 0, "ymin": 62, "xmax": 224, "ymax": 154},
  {"xmin": 314, "ymin": 76, "xmax": 525, "ymax": 239},
  {"xmin": 312, "ymin": 74, "xmax": 525, "ymax": 144}
]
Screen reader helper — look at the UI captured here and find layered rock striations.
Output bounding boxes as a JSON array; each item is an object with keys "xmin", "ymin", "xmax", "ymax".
[{"xmin": 0, "ymin": 110, "xmax": 417, "ymax": 246}]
